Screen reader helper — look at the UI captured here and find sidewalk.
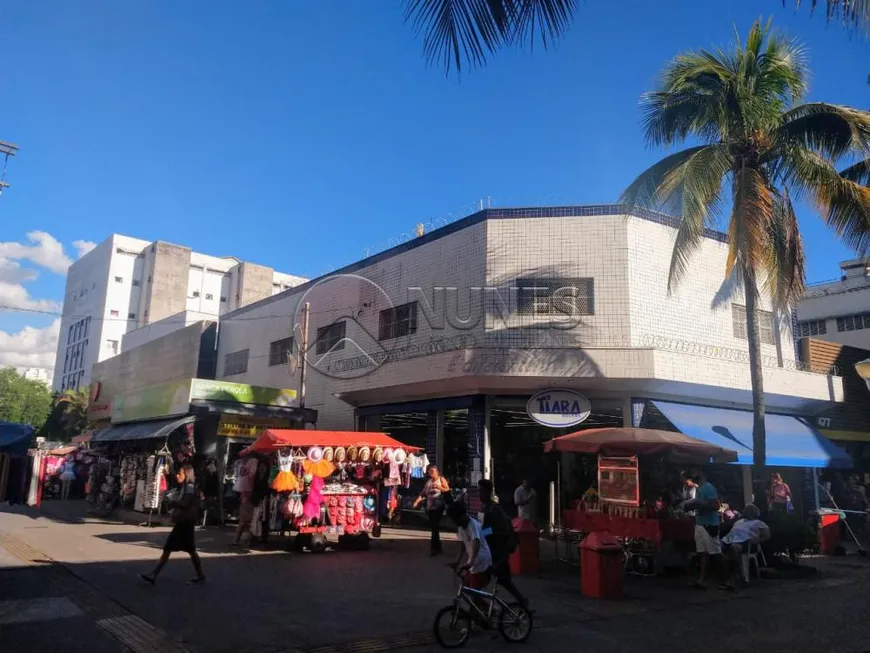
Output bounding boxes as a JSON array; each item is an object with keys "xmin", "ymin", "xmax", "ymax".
[{"xmin": 4, "ymin": 502, "xmax": 870, "ymax": 652}]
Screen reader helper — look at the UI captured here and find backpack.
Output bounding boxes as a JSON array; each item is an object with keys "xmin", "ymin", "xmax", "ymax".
[{"xmin": 485, "ymin": 503, "xmax": 518, "ymax": 555}]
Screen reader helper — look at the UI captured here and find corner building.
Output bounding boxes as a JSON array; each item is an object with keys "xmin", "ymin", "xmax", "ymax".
[{"xmin": 216, "ymin": 206, "xmax": 845, "ymax": 512}]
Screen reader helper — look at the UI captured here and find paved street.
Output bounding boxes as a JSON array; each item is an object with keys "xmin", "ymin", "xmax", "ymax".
[{"xmin": 2, "ymin": 501, "xmax": 870, "ymax": 652}]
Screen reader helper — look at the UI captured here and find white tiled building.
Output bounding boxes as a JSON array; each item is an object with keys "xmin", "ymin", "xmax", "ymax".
[
  {"xmin": 215, "ymin": 206, "xmax": 845, "ymax": 502},
  {"xmin": 797, "ymin": 257, "xmax": 870, "ymax": 350},
  {"xmin": 53, "ymin": 234, "xmax": 306, "ymax": 392}
]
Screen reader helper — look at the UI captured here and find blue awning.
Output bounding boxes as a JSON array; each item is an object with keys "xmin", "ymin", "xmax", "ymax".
[
  {"xmin": 0, "ymin": 421, "xmax": 33, "ymax": 455},
  {"xmin": 92, "ymin": 415, "xmax": 194, "ymax": 443},
  {"xmin": 652, "ymin": 401, "xmax": 852, "ymax": 469}
]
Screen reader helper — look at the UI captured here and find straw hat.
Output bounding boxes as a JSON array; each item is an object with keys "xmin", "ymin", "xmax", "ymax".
[
  {"xmin": 323, "ymin": 446, "xmax": 334, "ymax": 462},
  {"xmin": 335, "ymin": 447, "xmax": 347, "ymax": 462},
  {"xmin": 348, "ymin": 446, "xmax": 359, "ymax": 462},
  {"xmin": 373, "ymin": 447, "xmax": 384, "ymax": 463},
  {"xmin": 358, "ymin": 446, "xmax": 371, "ymax": 462},
  {"xmin": 392, "ymin": 448, "xmax": 407, "ymax": 465}
]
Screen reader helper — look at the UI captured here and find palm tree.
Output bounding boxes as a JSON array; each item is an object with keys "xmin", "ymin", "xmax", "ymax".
[
  {"xmin": 403, "ymin": 0, "xmax": 869, "ymax": 74},
  {"xmin": 620, "ymin": 19, "xmax": 870, "ymax": 485}
]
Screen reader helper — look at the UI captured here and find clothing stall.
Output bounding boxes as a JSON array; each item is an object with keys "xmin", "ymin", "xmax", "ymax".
[{"xmin": 240, "ymin": 430, "xmax": 425, "ymax": 552}]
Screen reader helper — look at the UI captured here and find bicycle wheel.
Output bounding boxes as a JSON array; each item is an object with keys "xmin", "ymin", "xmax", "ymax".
[
  {"xmin": 433, "ymin": 605, "xmax": 472, "ymax": 648},
  {"xmin": 497, "ymin": 602, "xmax": 533, "ymax": 643}
]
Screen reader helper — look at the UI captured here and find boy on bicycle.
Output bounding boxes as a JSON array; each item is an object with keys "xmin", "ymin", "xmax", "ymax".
[
  {"xmin": 478, "ymin": 479, "xmax": 529, "ymax": 608},
  {"xmin": 446, "ymin": 502, "xmax": 492, "ymax": 589}
]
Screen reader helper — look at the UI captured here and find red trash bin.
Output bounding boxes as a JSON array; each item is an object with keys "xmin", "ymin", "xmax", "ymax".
[
  {"xmin": 579, "ymin": 532, "xmax": 624, "ymax": 599},
  {"xmin": 509, "ymin": 518, "xmax": 540, "ymax": 575},
  {"xmin": 814, "ymin": 510, "xmax": 842, "ymax": 555}
]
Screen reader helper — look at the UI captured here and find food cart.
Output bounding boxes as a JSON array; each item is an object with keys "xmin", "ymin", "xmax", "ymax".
[
  {"xmin": 241, "ymin": 430, "xmax": 424, "ymax": 553},
  {"xmin": 544, "ymin": 427, "xmax": 738, "ymax": 572}
]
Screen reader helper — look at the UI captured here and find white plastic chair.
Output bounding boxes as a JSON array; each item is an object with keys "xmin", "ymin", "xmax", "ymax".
[{"xmin": 740, "ymin": 541, "xmax": 767, "ymax": 583}]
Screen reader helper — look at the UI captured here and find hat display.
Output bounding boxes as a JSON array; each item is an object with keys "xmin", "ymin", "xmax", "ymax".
[
  {"xmin": 335, "ymin": 447, "xmax": 347, "ymax": 462},
  {"xmin": 383, "ymin": 448, "xmax": 394, "ymax": 463},
  {"xmin": 392, "ymin": 448, "xmax": 407, "ymax": 465},
  {"xmin": 348, "ymin": 446, "xmax": 359, "ymax": 462},
  {"xmin": 323, "ymin": 447, "xmax": 335, "ymax": 462},
  {"xmin": 307, "ymin": 447, "xmax": 324, "ymax": 463},
  {"xmin": 359, "ymin": 446, "xmax": 371, "ymax": 462},
  {"xmin": 373, "ymin": 447, "xmax": 384, "ymax": 463}
]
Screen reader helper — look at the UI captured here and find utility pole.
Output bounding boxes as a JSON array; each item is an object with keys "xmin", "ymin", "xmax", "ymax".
[
  {"xmin": 0, "ymin": 141, "xmax": 19, "ymax": 196},
  {"xmin": 297, "ymin": 302, "xmax": 310, "ymax": 410}
]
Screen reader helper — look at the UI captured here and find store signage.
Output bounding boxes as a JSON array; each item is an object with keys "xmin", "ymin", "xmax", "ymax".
[
  {"xmin": 190, "ymin": 379, "xmax": 298, "ymax": 408},
  {"xmin": 526, "ymin": 389, "xmax": 591, "ymax": 428},
  {"xmin": 217, "ymin": 416, "xmax": 292, "ymax": 438}
]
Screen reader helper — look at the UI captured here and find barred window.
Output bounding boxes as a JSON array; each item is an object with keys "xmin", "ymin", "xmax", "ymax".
[
  {"xmin": 269, "ymin": 337, "xmax": 294, "ymax": 367},
  {"xmin": 316, "ymin": 322, "xmax": 346, "ymax": 355},
  {"xmin": 732, "ymin": 305, "xmax": 776, "ymax": 345},
  {"xmin": 836, "ymin": 313, "xmax": 870, "ymax": 332},
  {"xmin": 224, "ymin": 349, "xmax": 249, "ymax": 376},
  {"xmin": 516, "ymin": 278, "xmax": 594, "ymax": 316},
  {"xmin": 379, "ymin": 302, "xmax": 418, "ymax": 341},
  {"xmin": 798, "ymin": 320, "xmax": 827, "ymax": 337}
]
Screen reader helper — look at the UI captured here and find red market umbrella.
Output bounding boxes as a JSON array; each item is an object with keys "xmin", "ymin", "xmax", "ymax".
[
  {"xmin": 241, "ymin": 430, "xmax": 422, "ymax": 456},
  {"xmin": 543, "ymin": 427, "xmax": 738, "ymax": 464}
]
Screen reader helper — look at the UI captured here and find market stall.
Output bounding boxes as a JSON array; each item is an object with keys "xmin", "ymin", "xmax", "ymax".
[
  {"xmin": 240, "ymin": 430, "xmax": 426, "ymax": 552},
  {"xmin": 544, "ymin": 427, "xmax": 738, "ymax": 571}
]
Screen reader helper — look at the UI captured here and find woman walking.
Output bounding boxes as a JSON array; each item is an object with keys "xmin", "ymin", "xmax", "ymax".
[
  {"xmin": 413, "ymin": 464, "xmax": 450, "ymax": 556},
  {"xmin": 139, "ymin": 465, "xmax": 206, "ymax": 585}
]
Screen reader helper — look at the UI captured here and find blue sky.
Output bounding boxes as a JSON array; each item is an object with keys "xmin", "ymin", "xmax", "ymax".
[{"xmin": 0, "ymin": 0, "xmax": 867, "ymax": 373}]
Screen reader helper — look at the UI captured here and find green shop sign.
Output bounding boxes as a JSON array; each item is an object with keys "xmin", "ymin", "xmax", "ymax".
[
  {"xmin": 189, "ymin": 379, "xmax": 297, "ymax": 408},
  {"xmin": 111, "ymin": 378, "xmax": 298, "ymax": 423}
]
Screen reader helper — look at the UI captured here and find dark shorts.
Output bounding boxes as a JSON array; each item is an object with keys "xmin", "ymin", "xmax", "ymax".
[{"xmin": 164, "ymin": 522, "xmax": 196, "ymax": 553}]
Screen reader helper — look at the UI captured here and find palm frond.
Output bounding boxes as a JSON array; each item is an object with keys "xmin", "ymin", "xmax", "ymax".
[
  {"xmin": 761, "ymin": 188, "xmax": 806, "ymax": 308},
  {"xmin": 727, "ymin": 163, "xmax": 775, "ymax": 277},
  {"xmin": 789, "ymin": 0, "xmax": 870, "ymax": 33},
  {"xmin": 776, "ymin": 103, "xmax": 870, "ymax": 160},
  {"xmin": 403, "ymin": 0, "xmax": 577, "ymax": 74},
  {"xmin": 841, "ymin": 158, "xmax": 870, "ymax": 185}
]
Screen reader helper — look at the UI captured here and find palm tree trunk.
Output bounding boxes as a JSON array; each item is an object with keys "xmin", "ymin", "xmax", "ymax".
[{"xmin": 743, "ymin": 265, "xmax": 767, "ymax": 505}]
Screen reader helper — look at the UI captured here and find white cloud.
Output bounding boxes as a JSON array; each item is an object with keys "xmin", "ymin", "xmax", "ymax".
[
  {"xmin": 73, "ymin": 240, "xmax": 97, "ymax": 258},
  {"xmin": 0, "ymin": 281, "xmax": 61, "ymax": 312},
  {"xmin": 0, "ymin": 231, "xmax": 73, "ymax": 274},
  {"xmin": 0, "ymin": 319, "xmax": 59, "ymax": 371},
  {"xmin": 0, "ymin": 258, "xmax": 38, "ymax": 285}
]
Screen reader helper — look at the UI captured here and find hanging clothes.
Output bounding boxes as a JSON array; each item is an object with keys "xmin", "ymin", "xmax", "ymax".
[{"xmin": 272, "ymin": 451, "xmax": 301, "ymax": 492}]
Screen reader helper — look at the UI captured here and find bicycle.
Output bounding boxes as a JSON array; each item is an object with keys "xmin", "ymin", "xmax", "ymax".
[{"xmin": 433, "ymin": 567, "xmax": 533, "ymax": 648}]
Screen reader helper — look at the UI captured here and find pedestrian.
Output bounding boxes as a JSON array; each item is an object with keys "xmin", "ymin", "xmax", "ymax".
[
  {"xmin": 513, "ymin": 477, "xmax": 537, "ymax": 525},
  {"xmin": 446, "ymin": 501, "xmax": 492, "ymax": 590},
  {"xmin": 139, "ymin": 465, "xmax": 206, "ymax": 585},
  {"xmin": 478, "ymin": 479, "xmax": 528, "ymax": 607},
  {"xmin": 59, "ymin": 457, "xmax": 76, "ymax": 501},
  {"xmin": 413, "ymin": 464, "xmax": 450, "ymax": 556},
  {"xmin": 198, "ymin": 459, "xmax": 220, "ymax": 529},
  {"xmin": 683, "ymin": 469, "xmax": 721, "ymax": 589},
  {"xmin": 679, "ymin": 471, "xmax": 698, "ymax": 504},
  {"xmin": 767, "ymin": 472, "xmax": 792, "ymax": 513},
  {"xmin": 232, "ymin": 492, "xmax": 255, "ymax": 550}
]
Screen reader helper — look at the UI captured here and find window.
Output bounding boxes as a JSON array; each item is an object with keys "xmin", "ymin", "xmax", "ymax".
[
  {"xmin": 68, "ymin": 325, "xmax": 73, "ymax": 342},
  {"xmin": 220, "ymin": 296, "xmax": 227, "ymax": 303},
  {"xmin": 379, "ymin": 302, "xmax": 418, "ymax": 340},
  {"xmin": 132, "ymin": 279, "xmax": 141, "ymax": 287},
  {"xmin": 128, "ymin": 312, "xmax": 136, "ymax": 319},
  {"xmin": 114, "ymin": 276, "xmax": 123, "ymax": 283},
  {"xmin": 224, "ymin": 349, "xmax": 249, "ymax": 376},
  {"xmin": 836, "ymin": 313, "xmax": 870, "ymax": 332},
  {"xmin": 316, "ymin": 321, "xmax": 346, "ymax": 354},
  {"xmin": 205, "ymin": 293, "xmax": 213, "ymax": 300},
  {"xmin": 191, "ymin": 290, "xmax": 200, "ymax": 298},
  {"xmin": 516, "ymin": 278, "xmax": 595, "ymax": 316},
  {"xmin": 106, "ymin": 340, "xmax": 119, "ymax": 355},
  {"xmin": 110, "ymin": 310, "xmax": 119, "ymax": 317},
  {"xmin": 732, "ymin": 305, "xmax": 776, "ymax": 345},
  {"xmin": 269, "ymin": 337, "xmax": 295, "ymax": 366},
  {"xmin": 798, "ymin": 320, "xmax": 827, "ymax": 337}
]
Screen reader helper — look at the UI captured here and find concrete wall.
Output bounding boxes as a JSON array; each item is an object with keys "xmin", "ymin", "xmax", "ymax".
[
  {"xmin": 145, "ymin": 242, "xmax": 191, "ymax": 323},
  {"xmin": 122, "ymin": 310, "xmax": 215, "ymax": 351},
  {"xmin": 237, "ymin": 262, "xmax": 275, "ymax": 308}
]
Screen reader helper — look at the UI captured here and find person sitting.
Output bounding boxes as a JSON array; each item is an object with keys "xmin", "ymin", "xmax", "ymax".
[{"xmin": 719, "ymin": 503, "xmax": 770, "ymax": 591}]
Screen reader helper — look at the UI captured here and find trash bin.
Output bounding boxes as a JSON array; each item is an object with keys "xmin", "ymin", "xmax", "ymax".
[
  {"xmin": 812, "ymin": 509, "xmax": 842, "ymax": 555},
  {"xmin": 509, "ymin": 518, "xmax": 540, "ymax": 575},
  {"xmin": 579, "ymin": 532, "xmax": 624, "ymax": 599}
]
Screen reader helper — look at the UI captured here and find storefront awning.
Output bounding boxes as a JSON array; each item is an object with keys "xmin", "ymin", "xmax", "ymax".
[
  {"xmin": 92, "ymin": 416, "xmax": 194, "ymax": 443},
  {"xmin": 243, "ymin": 430, "xmax": 422, "ymax": 455},
  {"xmin": 652, "ymin": 401, "xmax": 852, "ymax": 469}
]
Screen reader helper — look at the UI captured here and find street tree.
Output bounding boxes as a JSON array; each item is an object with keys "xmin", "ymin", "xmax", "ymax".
[
  {"xmin": 404, "ymin": 0, "xmax": 869, "ymax": 75},
  {"xmin": 620, "ymin": 19, "xmax": 870, "ymax": 485},
  {"xmin": 39, "ymin": 387, "xmax": 91, "ymax": 442},
  {"xmin": 0, "ymin": 368, "xmax": 53, "ymax": 428}
]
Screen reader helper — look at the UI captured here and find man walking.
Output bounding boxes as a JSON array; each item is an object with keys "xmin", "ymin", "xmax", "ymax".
[
  {"xmin": 479, "ymin": 479, "xmax": 529, "ymax": 608},
  {"xmin": 684, "ymin": 470, "xmax": 720, "ymax": 589}
]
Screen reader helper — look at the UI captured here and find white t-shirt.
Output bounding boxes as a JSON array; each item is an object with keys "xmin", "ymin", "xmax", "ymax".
[
  {"xmin": 514, "ymin": 486, "xmax": 536, "ymax": 522},
  {"xmin": 722, "ymin": 518, "xmax": 769, "ymax": 546},
  {"xmin": 457, "ymin": 518, "xmax": 493, "ymax": 574}
]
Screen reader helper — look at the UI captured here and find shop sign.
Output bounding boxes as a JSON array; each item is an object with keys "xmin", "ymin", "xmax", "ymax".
[
  {"xmin": 87, "ymin": 381, "xmax": 112, "ymax": 421},
  {"xmin": 298, "ymin": 525, "xmax": 345, "ymax": 535},
  {"xmin": 111, "ymin": 380, "xmax": 192, "ymax": 423},
  {"xmin": 526, "ymin": 389, "xmax": 591, "ymax": 428},
  {"xmin": 217, "ymin": 416, "xmax": 292, "ymax": 438},
  {"xmin": 190, "ymin": 379, "xmax": 298, "ymax": 408}
]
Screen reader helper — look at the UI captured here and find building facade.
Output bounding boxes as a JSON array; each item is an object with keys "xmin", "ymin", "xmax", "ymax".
[
  {"xmin": 797, "ymin": 257, "xmax": 870, "ymax": 349},
  {"xmin": 15, "ymin": 367, "xmax": 52, "ymax": 386},
  {"xmin": 214, "ymin": 206, "xmax": 845, "ymax": 508},
  {"xmin": 53, "ymin": 234, "xmax": 307, "ymax": 392}
]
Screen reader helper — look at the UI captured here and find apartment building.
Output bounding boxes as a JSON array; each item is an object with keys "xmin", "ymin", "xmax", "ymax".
[
  {"xmin": 53, "ymin": 234, "xmax": 306, "ymax": 392},
  {"xmin": 213, "ymin": 205, "xmax": 845, "ymax": 505},
  {"xmin": 797, "ymin": 257, "xmax": 870, "ymax": 350}
]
